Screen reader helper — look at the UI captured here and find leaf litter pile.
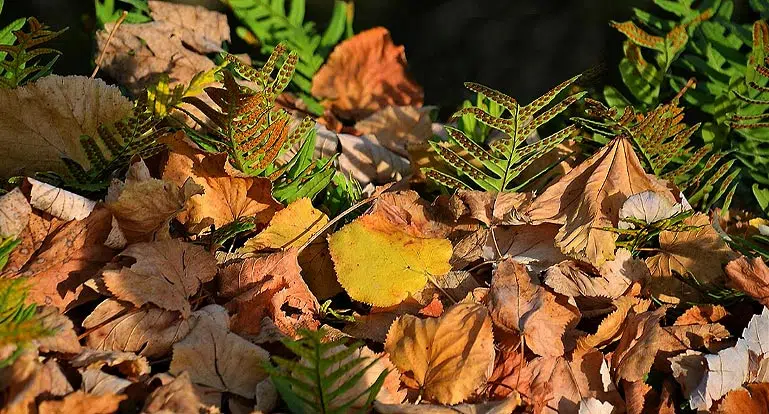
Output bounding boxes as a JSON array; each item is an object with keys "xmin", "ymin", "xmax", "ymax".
[{"xmin": 2, "ymin": 1, "xmax": 769, "ymax": 413}]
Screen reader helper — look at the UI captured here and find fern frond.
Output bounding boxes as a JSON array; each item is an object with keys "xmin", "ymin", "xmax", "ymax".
[
  {"xmin": 0, "ymin": 277, "xmax": 55, "ymax": 367},
  {"xmin": 0, "ymin": 17, "xmax": 66, "ymax": 89},
  {"xmin": 94, "ymin": 0, "xmax": 151, "ymax": 27},
  {"xmin": 425, "ymin": 76, "xmax": 584, "ymax": 192},
  {"xmin": 266, "ymin": 329, "xmax": 387, "ymax": 414}
]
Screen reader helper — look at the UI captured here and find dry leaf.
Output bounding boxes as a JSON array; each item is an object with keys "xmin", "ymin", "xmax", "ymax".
[
  {"xmin": 328, "ymin": 212, "xmax": 452, "ymax": 307},
  {"xmin": 37, "ymin": 391, "xmax": 126, "ymax": 414},
  {"xmin": 311, "ymin": 27, "xmax": 423, "ymax": 120},
  {"xmin": 83, "ymin": 299, "xmax": 193, "ymax": 358},
  {"xmin": 142, "ymin": 372, "xmax": 202, "ymax": 414},
  {"xmin": 0, "ymin": 75, "xmax": 132, "ymax": 177},
  {"xmin": 298, "ymin": 237, "xmax": 342, "ymax": 300},
  {"xmin": 527, "ymin": 136, "xmax": 674, "ymax": 266},
  {"xmin": 374, "ymin": 395, "xmax": 521, "ymax": 414},
  {"xmin": 169, "ymin": 305, "xmax": 270, "ymax": 399},
  {"xmin": 80, "ymin": 370, "xmax": 133, "ymax": 395},
  {"xmin": 611, "ymin": 307, "xmax": 665, "ymax": 382},
  {"xmin": 578, "ymin": 398, "xmax": 614, "ymax": 414},
  {"xmin": 371, "ymin": 190, "xmax": 452, "ymax": 238},
  {"xmin": 35, "ymin": 306, "xmax": 81, "ymax": 354},
  {"xmin": 219, "ymin": 249, "xmax": 319, "ymax": 339},
  {"xmin": 338, "ymin": 133, "xmax": 411, "ymax": 186},
  {"xmin": 714, "ymin": 382, "xmax": 769, "ymax": 413},
  {"xmin": 576, "ymin": 296, "xmax": 651, "ymax": 351},
  {"xmin": 27, "ymin": 178, "xmax": 95, "ymax": 221},
  {"xmin": 618, "ymin": 190, "xmax": 686, "ymax": 229},
  {"xmin": 484, "ymin": 223, "xmax": 569, "ymax": 274},
  {"xmin": 103, "ymin": 240, "xmax": 217, "ymax": 317},
  {"xmin": 452, "ymin": 191, "xmax": 532, "ymax": 227},
  {"xmin": 354, "ymin": 105, "xmax": 433, "ymax": 157},
  {"xmin": 240, "ymin": 198, "xmax": 328, "ymax": 252},
  {"xmin": 488, "ymin": 259, "xmax": 579, "ymax": 357},
  {"xmin": 0, "ymin": 188, "xmax": 31, "ymax": 238},
  {"xmin": 0, "ymin": 352, "xmax": 74, "ymax": 414},
  {"xmin": 96, "ymin": 1, "xmax": 228, "ymax": 95},
  {"xmin": 161, "ymin": 135, "xmax": 280, "ymax": 233},
  {"xmin": 71, "ymin": 349, "xmax": 150, "ymax": 378},
  {"xmin": 384, "ymin": 302, "xmax": 494, "ymax": 405},
  {"xmin": 674, "ymin": 304, "xmax": 728, "ymax": 325},
  {"xmin": 3, "ymin": 207, "xmax": 116, "ymax": 311},
  {"xmin": 724, "ymin": 256, "xmax": 769, "ymax": 307}
]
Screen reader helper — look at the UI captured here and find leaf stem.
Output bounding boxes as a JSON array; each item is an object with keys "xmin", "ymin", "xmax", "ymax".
[{"xmin": 91, "ymin": 11, "xmax": 128, "ymax": 79}]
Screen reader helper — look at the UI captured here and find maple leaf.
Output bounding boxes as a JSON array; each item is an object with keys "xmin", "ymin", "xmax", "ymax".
[
  {"xmin": 354, "ymin": 105, "xmax": 434, "ymax": 157},
  {"xmin": 724, "ymin": 256, "xmax": 769, "ymax": 307},
  {"xmin": 161, "ymin": 134, "xmax": 281, "ymax": 234},
  {"xmin": 240, "ymin": 197, "xmax": 328, "ymax": 252},
  {"xmin": 102, "ymin": 239, "xmax": 217, "ymax": 317},
  {"xmin": 95, "ymin": 1, "xmax": 229, "ymax": 96},
  {"xmin": 26, "ymin": 178, "xmax": 95, "ymax": 221},
  {"xmin": 384, "ymin": 302, "xmax": 495, "ymax": 405},
  {"xmin": 338, "ymin": 132, "xmax": 411, "ymax": 186},
  {"xmin": 37, "ymin": 391, "xmax": 126, "ymax": 414},
  {"xmin": 328, "ymin": 212, "xmax": 452, "ymax": 307},
  {"xmin": 0, "ymin": 188, "xmax": 31, "ymax": 238},
  {"xmin": 169, "ymin": 304, "xmax": 270, "ymax": 399},
  {"xmin": 311, "ymin": 27, "xmax": 424, "ymax": 120},
  {"xmin": 0, "ymin": 75, "xmax": 132, "ymax": 178},
  {"xmin": 487, "ymin": 259, "xmax": 579, "ymax": 357},
  {"xmin": 527, "ymin": 136, "xmax": 675, "ymax": 266}
]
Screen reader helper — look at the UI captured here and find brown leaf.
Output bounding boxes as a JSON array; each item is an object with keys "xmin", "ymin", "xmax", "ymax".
[
  {"xmin": 674, "ymin": 304, "xmax": 728, "ymax": 325},
  {"xmin": 373, "ymin": 396, "xmax": 521, "ymax": 414},
  {"xmin": 576, "ymin": 296, "xmax": 650, "ymax": 352},
  {"xmin": 578, "ymin": 398, "xmax": 614, "ymax": 414},
  {"xmin": 452, "ymin": 191, "xmax": 532, "ymax": 227},
  {"xmin": 3, "ymin": 208, "xmax": 116, "ymax": 311},
  {"xmin": 0, "ymin": 75, "xmax": 132, "ymax": 177},
  {"xmin": 71, "ymin": 349, "xmax": 150, "ymax": 378},
  {"xmin": 311, "ymin": 27, "xmax": 423, "ymax": 120},
  {"xmin": 384, "ymin": 302, "xmax": 495, "ymax": 405},
  {"xmin": 488, "ymin": 259, "xmax": 579, "ymax": 357},
  {"xmin": 611, "ymin": 307, "xmax": 665, "ymax": 382},
  {"xmin": 143, "ymin": 372, "xmax": 202, "ymax": 414},
  {"xmin": 35, "ymin": 307, "xmax": 81, "ymax": 354},
  {"xmin": 161, "ymin": 134, "xmax": 281, "ymax": 233},
  {"xmin": 485, "ymin": 224, "xmax": 569, "ymax": 274},
  {"xmin": 725, "ymin": 256, "xmax": 769, "ymax": 307},
  {"xmin": 3, "ymin": 211, "xmax": 67, "ymax": 273},
  {"xmin": 83, "ymin": 299, "xmax": 193, "ymax": 358},
  {"xmin": 169, "ymin": 305, "xmax": 270, "ymax": 399},
  {"xmin": 219, "ymin": 249, "xmax": 319, "ymax": 339},
  {"xmin": 96, "ymin": 1, "xmax": 228, "ymax": 95},
  {"xmin": 646, "ymin": 213, "xmax": 736, "ymax": 304},
  {"xmin": 338, "ymin": 133, "xmax": 411, "ymax": 186},
  {"xmin": 371, "ymin": 190, "xmax": 451, "ymax": 238},
  {"xmin": 714, "ymin": 382, "xmax": 769, "ymax": 413},
  {"xmin": 27, "ymin": 178, "xmax": 95, "ymax": 221},
  {"xmin": 354, "ymin": 105, "xmax": 433, "ymax": 157},
  {"xmin": 80, "ymin": 370, "xmax": 133, "ymax": 395},
  {"xmin": 0, "ymin": 352, "xmax": 73, "ymax": 414},
  {"xmin": 527, "ymin": 136, "xmax": 675, "ymax": 266},
  {"xmin": 103, "ymin": 240, "xmax": 217, "ymax": 317},
  {"xmin": 37, "ymin": 391, "xmax": 126, "ymax": 414},
  {"xmin": 0, "ymin": 188, "xmax": 31, "ymax": 238}
]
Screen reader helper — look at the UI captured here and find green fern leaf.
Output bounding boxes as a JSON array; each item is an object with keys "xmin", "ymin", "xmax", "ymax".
[
  {"xmin": 0, "ymin": 276, "xmax": 56, "ymax": 367},
  {"xmin": 94, "ymin": 0, "xmax": 151, "ymax": 27},
  {"xmin": 0, "ymin": 17, "xmax": 66, "ymax": 89},
  {"xmin": 424, "ymin": 76, "xmax": 585, "ymax": 192}
]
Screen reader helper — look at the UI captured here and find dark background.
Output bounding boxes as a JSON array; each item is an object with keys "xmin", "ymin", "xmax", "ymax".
[{"xmin": 1, "ymin": 0, "xmax": 682, "ymax": 113}]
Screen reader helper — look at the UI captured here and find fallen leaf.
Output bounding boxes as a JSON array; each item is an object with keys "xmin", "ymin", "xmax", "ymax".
[
  {"xmin": 578, "ymin": 398, "xmax": 613, "ymax": 414},
  {"xmin": 452, "ymin": 191, "xmax": 532, "ymax": 227},
  {"xmin": 674, "ymin": 304, "xmax": 728, "ymax": 325},
  {"xmin": 161, "ymin": 135, "xmax": 281, "ymax": 233},
  {"xmin": 576, "ymin": 296, "xmax": 650, "ymax": 351},
  {"xmin": 354, "ymin": 105, "xmax": 433, "ymax": 157},
  {"xmin": 80, "ymin": 370, "xmax": 133, "ymax": 395},
  {"xmin": 240, "ymin": 198, "xmax": 328, "ymax": 252},
  {"xmin": 724, "ymin": 256, "xmax": 769, "ymax": 307},
  {"xmin": 338, "ymin": 133, "xmax": 411, "ymax": 186},
  {"xmin": 311, "ymin": 27, "xmax": 423, "ymax": 120},
  {"xmin": 298, "ymin": 237, "xmax": 342, "ymax": 300},
  {"xmin": 385, "ymin": 302, "xmax": 494, "ymax": 404},
  {"xmin": 488, "ymin": 259, "xmax": 579, "ymax": 357},
  {"xmin": 35, "ymin": 306, "xmax": 81, "ymax": 354},
  {"xmin": 371, "ymin": 190, "xmax": 451, "ymax": 238},
  {"xmin": 484, "ymin": 223, "xmax": 569, "ymax": 274},
  {"xmin": 618, "ymin": 190, "xmax": 686, "ymax": 229},
  {"xmin": 142, "ymin": 372, "xmax": 202, "ymax": 414},
  {"xmin": 27, "ymin": 178, "xmax": 96, "ymax": 221},
  {"xmin": 373, "ymin": 395, "xmax": 521, "ymax": 414},
  {"xmin": 37, "ymin": 390, "xmax": 126, "ymax": 414},
  {"xmin": 611, "ymin": 307, "xmax": 665, "ymax": 382},
  {"xmin": 169, "ymin": 305, "xmax": 270, "ymax": 399},
  {"xmin": 0, "ymin": 188, "xmax": 31, "ymax": 238},
  {"xmin": 96, "ymin": 1, "xmax": 228, "ymax": 95},
  {"xmin": 71, "ymin": 349, "xmax": 150, "ymax": 378},
  {"xmin": 714, "ymin": 382, "xmax": 769, "ymax": 413},
  {"xmin": 527, "ymin": 136, "xmax": 675, "ymax": 266},
  {"xmin": 102, "ymin": 240, "xmax": 217, "ymax": 317},
  {"xmin": 0, "ymin": 75, "xmax": 132, "ymax": 178},
  {"xmin": 329, "ymin": 212, "xmax": 452, "ymax": 307},
  {"xmin": 219, "ymin": 249, "xmax": 319, "ymax": 339},
  {"xmin": 0, "ymin": 352, "xmax": 74, "ymax": 414}
]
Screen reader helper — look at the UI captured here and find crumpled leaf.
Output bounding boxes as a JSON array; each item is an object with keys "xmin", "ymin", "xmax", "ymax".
[
  {"xmin": 71, "ymin": 349, "xmax": 150, "ymax": 378},
  {"xmin": 354, "ymin": 105, "xmax": 433, "ymax": 157},
  {"xmin": 83, "ymin": 299, "xmax": 193, "ymax": 358},
  {"xmin": 576, "ymin": 296, "xmax": 651, "ymax": 352},
  {"xmin": 37, "ymin": 390, "xmax": 127, "ymax": 414},
  {"xmin": 102, "ymin": 240, "xmax": 217, "ymax": 317},
  {"xmin": 2, "ymin": 207, "xmax": 116, "ymax": 311},
  {"xmin": 142, "ymin": 372, "xmax": 202, "ymax": 414},
  {"xmin": 311, "ymin": 27, "xmax": 424, "ymax": 120},
  {"xmin": 724, "ymin": 256, "xmax": 769, "ymax": 307},
  {"xmin": 611, "ymin": 307, "xmax": 666, "ymax": 382},
  {"xmin": 241, "ymin": 197, "xmax": 328, "ymax": 252},
  {"xmin": 374, "ymin": 395, "xmax": 521, "ymax": 414},
  {"xmin": 527, "ymin": 136, "xmax": 675, "ymax": 266},
  {"xmin": 219, "ymin": 249, "xmax": 319, "ymax": 339},
  {"xmin": 384, "ymin": 302, "xmax": 495, "ymax": 405},
  {"xmin": 339, "ymin": 133, "xmax": 411, "ymax": 186},
  {"xmin": 96, "ymin": 0, "xmax": 229, "ymax": 95},
  {"xmin": 169, "ymin": 304, "xmax": 270, "ymax": 399},
  {"xmin": 27, "ymin": 178, "xmax": 95, "ymax": 221},
  {"xmin": 161, "ymin": 134, "xmax": 280, "ymax": 233},
  {"xmin": 674, "ymin": 304, "xmax": 728, "ymax": 326},
  {"xmin": 0, "ymin": 75, "xmax": 132, "ymax": 178},
  {"xmin": 618, "ymin": 190, "xmax": 686, "ymax": 229},
  {"xmin": 0, "ymin": 188, "xmax": 31, "ymax": 238},
  {"xmin": 487, "ymin": 259, "xmax": 579, "ymax": 357},
  {"xmin": 0, "ymin": 351, "xmax": 74, "ymax": 414},
  {"xmin": 329, "ymin": 212, "xmax": 452, "ymax": 307}
]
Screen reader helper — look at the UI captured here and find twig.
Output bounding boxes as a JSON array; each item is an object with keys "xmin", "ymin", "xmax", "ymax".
[{"xmin": 91, "ymin": 11, "xmax": 128, "ymax": 79}]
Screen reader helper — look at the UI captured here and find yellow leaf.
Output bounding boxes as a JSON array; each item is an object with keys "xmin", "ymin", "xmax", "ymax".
[
  {"xmin": 384, "ymin": 302, "xmax": 494, "ymax": 405},
  {"xmin": 241, "ymin": 198, "xmax": 328, "ymax": 252},
  {"xmin": 328, "ymin": 213, "xmax": 452, "ymax": 307}
]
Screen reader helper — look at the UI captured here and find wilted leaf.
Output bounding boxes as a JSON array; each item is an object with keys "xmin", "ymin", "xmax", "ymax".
[
  {"xmin": 338, "ymin": 133, "xmax": 411, "ymax": 186},
  {"xmin": 71, "ymin": 349, "xmax": 150, "ymax": 378},
  {"xmin": 142, "ymin": 372, "xmax": 202, "ymax": 414},
  {"xmin": 0, "ymin": 75, "xmax": 132, "ymax": 177},
  {"xmin": 724, "ymin": 256, "xmax": 769, "ymax": 307},
  {"xmin": 384, "ymin": 302, "xmax": 495, "ymax": 404},
  {"xmin": 169, "ymin": 305, "xmax": 270, "ymax": 399},
  {"xmin": 27, "ymin": 178, "xmax": 95, "ymax": 221},
  {"xmin": 161, "ymin": 135, "xmax": 280, "ymax": 233},
  {"xmin": 37, "ymin": 390, "xmax": 126, "ymax": 414},
  {"xmin": 103, "ymin": 240, "xmax": 217, "ymax": 317},
  {"xmin": 674, "ymin": 304, "xmax": 728, "ymax": 325},
  {"xmin": 329, "ymin": 212, "xmax": 452, "ymax": 307},
  {"xmin": 0, "ymin": 188, "xmax": 31, "ymax": 238},
  {"xmin": 354, "ymin": 105, "xmax": 433, "ymax": 157},
  {"xmin": 453, "ymin": 190, "xmax": 532, "ymax": 227},
  {"xmin": 311, "ymin": 27, "xmax": 423, "ymax": 120},
  {"xmin": 611, "ymin": 307, "xmax": 665, "ymax": 382},
  {"xmin": 488, "ymin": 259, "xmax": 579, "ymax": 357},
  {"xmin": 241, "ymin": 198, "xmax": 328, "ymax": 252},
  {"xmin": 618, "ymin": 190, "xmax": 686, "ymax": 229},
  {"xmin": 527, "ymin": 136, "xmax": 674, "ymax": 266},
  {"xmin": 576, "ymin": 296, "xmax": 650, "ymax": 351}
]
